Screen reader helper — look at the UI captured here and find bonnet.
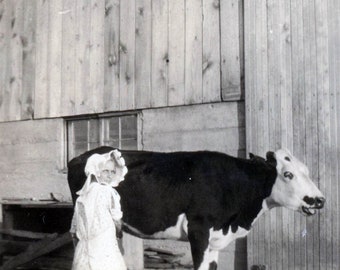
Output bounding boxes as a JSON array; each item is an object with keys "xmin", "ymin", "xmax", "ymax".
[{"xmin": 76, "ymin": 149, "xmax": 128, "ymax": 196}]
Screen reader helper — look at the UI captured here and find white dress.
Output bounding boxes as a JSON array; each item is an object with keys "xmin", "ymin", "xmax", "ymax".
[{"xmin": 70, "ymin": 183, "xmax": 127, "ymax": 270}]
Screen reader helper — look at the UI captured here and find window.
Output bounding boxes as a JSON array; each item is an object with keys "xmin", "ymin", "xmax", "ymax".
[{"xmin": 67, "ymin": 114, "xmax": 138, "ymax": 161}]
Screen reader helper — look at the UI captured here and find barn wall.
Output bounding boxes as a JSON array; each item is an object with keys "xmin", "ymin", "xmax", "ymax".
[
  {"xmin": 0, "ymin": 119, "xmax": 72, "ymax": 221},
  {"xmin": 0, "ymin": 0, "xmax": 243, "ymax": 121},
  {"xmin": 245, "ymin": 0, "xmax": 340, "ymax": 269},
  {"xmin": 141, "ymin": 102, "xmax": 245, "ymax": 155},
  {"xmin": 141, "ymin": 101, "xmax": 247, "ymax": 270}
]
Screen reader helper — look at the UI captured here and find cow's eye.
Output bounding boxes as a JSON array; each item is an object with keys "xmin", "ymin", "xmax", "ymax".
[
  {"xmin": 284, "ymin": 171, "xmax": 294, "ymax": 180},
  {"xmin": 285, "ymin": 156, "xmax": 291, "ymax": 161}
]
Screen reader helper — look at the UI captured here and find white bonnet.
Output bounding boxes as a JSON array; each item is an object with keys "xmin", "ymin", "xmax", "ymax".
[{"xmin": 77, "ymin": 149, "xmax": 128, "ymax": 195}]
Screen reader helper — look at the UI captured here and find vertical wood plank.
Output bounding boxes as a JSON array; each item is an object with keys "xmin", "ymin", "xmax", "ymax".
[
  {"xmin": 120, "ymin": 0, "xmax": 135, "ymax": 110},
  {"xmin": 89, "ymin": 0, "xmax": 105, "ymax": 113},
  {"xmin": 202, "ymin": 0, "xmax": 220, "ymax": 102},
  {"xmin": 0, "ymin": 0, "xmax": 11, "ymax": 121},
  {"xmin": 122, "ymin": 233, "xmax": 144, "ymax": 270},
  {"xmin": 61, "ymin": 0, "xmax": 76, "ymax": 116},
  {"xmin": 185, "ymin": 0, "xmax": 203, "ymax": 104},
  {"xmin": 21, "ymin": 0, "xmax": 36, "ymax": 120},
  {"xmin": 220, "ymin": 0, "xmax": 241, "ymax": 101},
  {"xmin": 74, "ymin": 0, "xmax": 91, "ymax": 115},
  {"xmin": 168, "ymin": 0, "xmax": 185, "ymax": 106},
  {"xmin": 330, "ymin": 2, "xmax": 340, "ymax": 269},
  {"xmin": 8, "ymin": 0, "xmax": 24, "ymax": 121},
  {"xmin": 48, "ymin": 0, "xmax": 63, "ymax": 117},
  {"xmin": 334, "ymin": 1, "xmax": 340, "ymax": 268},
  {"xmin": 151, "ymin": 0, "xmax": 168, "ymax": 107},
  {"xmin": 34, "ymin": 0, "xmax": 49, "ymax": 119},
  {"xmin": 328, "ymin": 2, "xmax": 339, "ymax": 268},
  {"xmin": 104, "ymin": 0, "xmax": 120, "ymax": 111},
  {"xmin": 135, "ymin": 0, "xmax": 152, "ymax": 108},
  {"xmin": 244, "ymin": 0, "xmax": 255, "ymax": 154}
]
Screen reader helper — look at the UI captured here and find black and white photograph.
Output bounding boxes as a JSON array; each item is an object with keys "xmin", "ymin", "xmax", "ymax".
[{"xmin": 0, "ymin": 0, "xmax": 339, "ymax": 269}]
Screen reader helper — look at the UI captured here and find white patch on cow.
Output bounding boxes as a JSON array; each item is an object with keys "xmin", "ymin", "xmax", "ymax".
[
  {"xmin": 209, "ymin": 200, "xmax": 269, "ymax": 251},
  {"xmin": 199, "ymin": 201, "xmax": 267, "ymax": 270},
  {"xmin": 151, "ymin": 213, "xmax": 188, "ymax": 240},
  {"xmin": 149, "ymin": 213, "xmax": 188, "ymax": 240},
  {"xmin": 198, "ymin": 247, "xmax": 219, "ymax": 270},
  {"xmin": 124, "ymin": 214, "xmax": 188, "ymax": 241},
  {"xmin": 123, "ymin": 214, "xmax": 188, "ymax": 240},
  {"xmin": 195, "ymin": 201, "xmax": 271, "ymax": 270},
  {"xmin": 209, "ymin": 226, "xmax": 249, "ymax": 251}
]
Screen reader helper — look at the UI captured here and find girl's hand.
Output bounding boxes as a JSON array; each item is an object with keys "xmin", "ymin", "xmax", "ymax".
[
  {"xmin": 71, "ymin": 233, "xmax": 79, "ymax": 247},
  {"xmin": 115, "ymin": 220, "xmax": 123, "ymax": 239},
  {"xmin": 110, "ymin": 150, "xmax": 128, "ymax": 182}
]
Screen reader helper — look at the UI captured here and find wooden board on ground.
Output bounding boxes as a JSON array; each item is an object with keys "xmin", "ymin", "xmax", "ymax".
[{"xmin": 0, "ymin": 232, "xmax": 71, "ymax": 270}]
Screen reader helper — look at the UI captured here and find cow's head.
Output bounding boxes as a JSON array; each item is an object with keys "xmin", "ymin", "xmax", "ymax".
[{"xmin": 266, "ymin": 149, "xmax": 325, "ymax": 216}]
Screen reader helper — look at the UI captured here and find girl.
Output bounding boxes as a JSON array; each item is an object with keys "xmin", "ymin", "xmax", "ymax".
[{"xmin": 70, "ymin": 150, "xmax": 128, "ymax": 270}]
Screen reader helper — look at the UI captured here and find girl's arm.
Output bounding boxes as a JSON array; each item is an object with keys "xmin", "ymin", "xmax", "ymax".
[
  {"xmin": 110, "ymin": 190, "xmax": 124, "ymax": 238},
  {"xmin": 70, "ymin": 206, "xmax": 79, "ymax": 246}
]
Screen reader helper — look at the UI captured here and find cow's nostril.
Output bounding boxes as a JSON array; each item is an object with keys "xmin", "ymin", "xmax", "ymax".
[
  {"xmin": 303, "ymin": 196, "xmax": 315, "ymax": 206},
  {"xmin": 315, "ymin": 197, "xmax": 325, "ymax": 208}
]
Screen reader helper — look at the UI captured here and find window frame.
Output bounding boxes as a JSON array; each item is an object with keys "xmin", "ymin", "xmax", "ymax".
[{"xmin": 65, "ymin": 112, "xmax": 141, "ymax": 163}]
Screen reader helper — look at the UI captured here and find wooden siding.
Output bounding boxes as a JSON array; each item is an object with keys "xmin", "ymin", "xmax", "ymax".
[
  {"xmin": 245, "ymin": 0, "xmax": 340, "ymax": 269},
  {"xmin": 0, "ymin": 0, "xmax": 243, "ymax": 121},
  {"xmin": 0, "ymin": 0, "xmax": 36, "ymax": 121},
  {"xmin": 142, "ymin": 102, "xmax": 245, "ymax": 156}
]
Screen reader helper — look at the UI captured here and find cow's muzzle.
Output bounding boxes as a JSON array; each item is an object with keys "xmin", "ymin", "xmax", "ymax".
[{"xmin": 302, "ymin": 196, "xmax": 325, "ymax": 216}]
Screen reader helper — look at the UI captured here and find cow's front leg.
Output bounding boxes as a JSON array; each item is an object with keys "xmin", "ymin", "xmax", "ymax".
[
  {"xmin": 188, "ymin": 222, "xmax": 218, "ymax": 270},
  {"xmin": 188, "ymin": 224, "xmax": 209, "ymax": 270}
]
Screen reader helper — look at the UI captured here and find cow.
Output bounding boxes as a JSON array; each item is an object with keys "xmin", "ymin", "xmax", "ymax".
[{"xmin": 67, "ymin": 146, "xmax": 325, "ymax": 270}]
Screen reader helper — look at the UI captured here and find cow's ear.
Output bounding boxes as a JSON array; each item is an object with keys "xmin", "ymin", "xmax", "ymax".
[
  {"xmin": 249, "ymin": 153, "xmax": 255, "ymax": 159},
  {"xmin": 266, "ymin": 151, "xmax": 277, "ymax": 167}
]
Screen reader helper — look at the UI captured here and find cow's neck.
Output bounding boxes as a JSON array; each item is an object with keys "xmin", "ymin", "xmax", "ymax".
[{"xmin": 229, "ymin": 162, "xmax": 277, "ymax": 232}]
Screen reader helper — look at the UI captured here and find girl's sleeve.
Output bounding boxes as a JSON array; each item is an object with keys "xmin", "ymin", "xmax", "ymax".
[
  {"xmin": 110, "ymin": 190, "xmax": 123, "ymax": 221},
  {"xmin": 70, "ymin": 205, "xmax": 77, "ymax": 234}
]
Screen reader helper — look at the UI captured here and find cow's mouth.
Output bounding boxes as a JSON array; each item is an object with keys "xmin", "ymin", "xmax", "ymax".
[{"xmin": 302, "ymin": 206, "xmax": 317, "ymax": 216}]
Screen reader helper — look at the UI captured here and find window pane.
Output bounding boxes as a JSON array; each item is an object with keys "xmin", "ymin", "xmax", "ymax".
[
  {"xmin": 121, "ymin": 115, "xmax": 137, "ymax": 139},
  {"xmin": 73, "ymin": 142, "xmax": 88, "ymax": 157},
  {"xmin": 121, "ymin": 138, "xmax": 137, "ymax": 150},
  {"xmin": 103, "ymin": 139, "xmax": 120, "ymax": 149},
  {"xmin": 73, "ymin": 120, "xmax": 88, "ymax": 142},
  {"xmin": 88, "ymin": 119, "xmax": 99, "ymax": 143},
  {"xmin": 102, "ymin": 117, "xmax": 120, "ymax": 147},
  {"xmin": 68, "ymin": 119, "xmax": 100, "ymax": 160},
  {"xmin": 109, "ymin": 117, "xmax": 120, "ymax": 141}
]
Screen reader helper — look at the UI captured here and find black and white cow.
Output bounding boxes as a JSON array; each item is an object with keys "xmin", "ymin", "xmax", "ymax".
[{"xmin": 67, "ymin": 146, "xmax": 325, "ymax": 270}]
